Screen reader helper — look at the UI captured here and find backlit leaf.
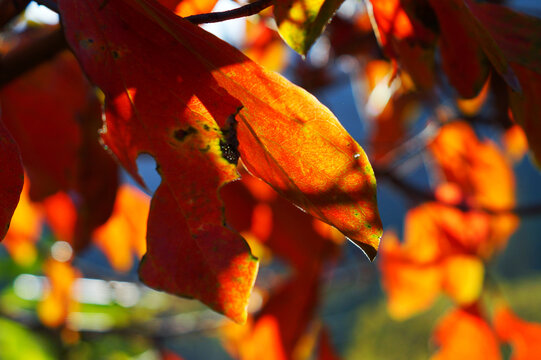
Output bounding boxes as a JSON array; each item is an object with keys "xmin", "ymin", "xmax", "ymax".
[
  {"xmin": 273, "ymin": 0, "xmax": 345, "ymax": 55},
  {"xmin": 59, "ymin": 0, "xmax": 381, "ymax": 321}
]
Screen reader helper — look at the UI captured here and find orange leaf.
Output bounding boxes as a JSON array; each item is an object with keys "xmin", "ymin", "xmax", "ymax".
[
  {"xmin": 59, "ymin": 0, "xmax": 381, "ymax": 321},
  {"xmin": 429, "ymin": 121, "xmax": 515, "ymax": 211},
  {"xmin": 431, "ymin": 308, "xmax": 501, "ymax": 360},
  {"xmin": 503, "ymin": 124, "xmax": 529, "ymax": 162},
  {"xmin": 93, "ymin": 185, "xmax": 150, "ymax": 272},
  {"xmin": 494, "ymin": 306, "xmax": 541, "ymax": 360},
  {"xmin": 38, "ymin": 259, "xmax": 80, "ymax": 328},
  {"xmin": 379, "ymin": 232, "xmax": 442, "ymax": 319},
  {"xmin": 2, "ymin": 178, "xmax": 42, "ymax": 265}
]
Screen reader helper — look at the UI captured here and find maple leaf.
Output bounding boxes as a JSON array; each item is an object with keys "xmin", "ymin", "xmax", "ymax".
[
  {"xmin": 0, "ymin": 120, "xmax": 23, "ymax": 241},
  {"xmin": 273, "ymin": 0, "xmax": 345, "ymax": 55},
  {"xmin": 58, "ymin": 0, "xmax": 381, "ymax": 322}
]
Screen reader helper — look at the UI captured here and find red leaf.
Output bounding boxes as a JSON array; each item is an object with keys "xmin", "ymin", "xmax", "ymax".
[
  {"xmin": 0, "ymin": 122, "xmax": 24, "ymax": 240},
  {"xmin": 0, "ymin": 31, "xmax": 118, "ymax": 250},
  {"xmin": 428, "ymin": 0, "xmax": 489, "ymax": 98},
  {"xmin": 59, "ymin": 0, "xmax": 381, "ymax": 321},
  {"xmin": 468, "ymin": 3, "xmax": 541, "ymax": 165},
  {"xmin": 366, "ymin": 0, "xmax": 437, "ymax": 89},
  {"xmin": 141, "ymin": 185, "xmax": 258, "ymax": 324}
]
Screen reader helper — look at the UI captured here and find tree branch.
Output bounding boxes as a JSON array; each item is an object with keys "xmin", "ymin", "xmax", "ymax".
[
  {"xmin": 185, "ymin": 0, "xmax": 273, "ymax": 24},
  {"xmin": 0, "ymin": 26, "xmax": 68, "ymax": 88},
  {"xmin": 0, "ymin": 0, "xmax": 31, "ymax": 28},
  {"xmin": 375, "ymin": 167, "xmax": 541, "ymax": 217}
]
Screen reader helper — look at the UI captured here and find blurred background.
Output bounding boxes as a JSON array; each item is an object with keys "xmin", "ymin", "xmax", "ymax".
[{"xmin": 1, "ymin": 0, "xmax": 541, "ymax": 359}]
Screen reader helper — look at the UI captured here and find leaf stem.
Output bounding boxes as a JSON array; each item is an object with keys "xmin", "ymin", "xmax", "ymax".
[{"xmin": 185, "ymin": 0, "xmax": 274, "ymax": 24}]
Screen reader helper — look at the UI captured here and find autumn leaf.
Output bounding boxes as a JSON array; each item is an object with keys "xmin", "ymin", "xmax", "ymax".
[
  {"xmin": 59, "ymin": 0, "xmax": 381, "ymax": 322},
  {"xmin": 463, "ymin": 2, "xmax": 541, "ymax": 164},
  {"xmin": 1, "ymin": 178, "xmax": 41, "ymax": 265},
  {"xmin": 37, "ymin": 259, "xmax": 80, "ymax": 328},
  {"xmin": 428, "ymin": 0, "xmax": 489, "ymax": 98},
  {"xmin": 93, "ymin": 185, "xmax": 150, "ymax": 272},
  {"xmin": 494, "ymin": 306, "xmax": 541, "ymax": 360},
  {"xmin": 365, "ymin": 0, "xmax": 437, "ymax": 89},
  {"xmin": 0, "ymin": 120, "xmax": 23, "ymax": 241},
  {"xmin": 429, "ymin": 121, "xmax": 515, "ymax": 211},
  {"xmin": 222, "ymin": 171, "xmax": 340, "ymax": 357},
  {"xmin": 431, "ymin": 308, "xmax": 501, "ymax": 360},
  {"xmin": 273, "ymin": 0, "xmax": 345, "ymax": 55},
  {"xmin": 0, "ymin": 31, "xmax": 118, "ymax": 250},
  {"xmin": 379, "ymin": 199, "xmax": 512, "ymax": 319}
]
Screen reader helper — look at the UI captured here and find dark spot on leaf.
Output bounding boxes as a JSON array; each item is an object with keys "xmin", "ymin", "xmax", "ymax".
[
  {"xmin": 174, "ymin": 126, "xmax": 197, "ymax": 142},
  {"xmin": 200, "ymin": 145, "xmax": 210, "ymax": 152},
  {"xmin": 220, "ymin": 107, "xmax": 242, "ymax": 165},
  {"xmin": 203, "ymin": 124, "xmax": 210, "ymax": 131},
  {"xmin": 112, "ymin": 50, "xmax": 120, "ymax": 59}
]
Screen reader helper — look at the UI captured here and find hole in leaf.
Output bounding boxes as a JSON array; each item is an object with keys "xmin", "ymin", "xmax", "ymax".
[{"xmin": 122, "ymin": 154, "xmax": 161, "ymax": 195}]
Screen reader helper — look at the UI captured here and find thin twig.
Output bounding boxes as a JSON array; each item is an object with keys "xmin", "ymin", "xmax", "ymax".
[
  {"xmin": 34, "ymin": 0, "xmax": 59, "ymax": 13},
  {"xmin": 0, "ymin": 0, "xmax": 31, "ymax": 28},
  {"xmin": 375, "ymin": 167, "xmax": 541, "ymax": 217},
  {"xmin": 0, "ymin": 26, "xmax": 68, "ymax": 88},
  {"xmin": 185, "ymin": 0, "xmax": 273, "ymax": 24}
]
